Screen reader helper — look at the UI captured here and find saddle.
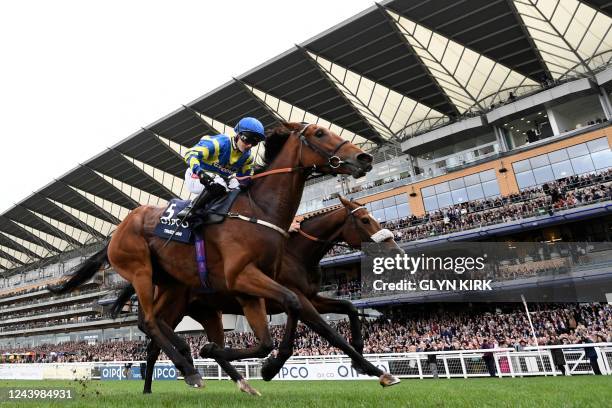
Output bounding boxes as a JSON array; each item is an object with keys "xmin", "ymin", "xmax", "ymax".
[{"xmin": 153, "ymin": 190, "xmax": 241, "ymax": 244}]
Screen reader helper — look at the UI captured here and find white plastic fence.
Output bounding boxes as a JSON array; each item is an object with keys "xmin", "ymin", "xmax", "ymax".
[{"xmin": 2, "ymin": 344, "xmax": 610, "ymax": 381}]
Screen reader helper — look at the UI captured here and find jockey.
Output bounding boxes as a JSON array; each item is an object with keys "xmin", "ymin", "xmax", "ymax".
[{"xmin": 177, "ymin": 117, "xmax": 265, "ymax": 219}]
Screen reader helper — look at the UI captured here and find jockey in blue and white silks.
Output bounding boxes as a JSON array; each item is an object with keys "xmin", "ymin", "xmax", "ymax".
[{"xmin": 177, "ymin": 117, "xmax": 265, "ymax": 219}]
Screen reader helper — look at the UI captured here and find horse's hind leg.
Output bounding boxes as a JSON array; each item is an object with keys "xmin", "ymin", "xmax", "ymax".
[
  {"xmin": 153, "ymin": 287, "xmax": 194, "ymax": 366},
  {"xmin": 129, "ymin": 273, "xmax": 202, "ymax": 388},
  {"xmin": 193, "ymin": 308, "xmax": 258, "ymax": 395},
  {"xmin": 143, "ymin": 340, "xmax": 161, "ymax": 394}
]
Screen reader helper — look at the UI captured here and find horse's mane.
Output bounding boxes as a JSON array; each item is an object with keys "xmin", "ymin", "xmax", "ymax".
[
  {"xmin": 301, "ymin": 198, "xmax": 366, "ymax": 223},
  {"xmin": 259, "ymin": 122, "xmax": 302, "ymax": 171}
]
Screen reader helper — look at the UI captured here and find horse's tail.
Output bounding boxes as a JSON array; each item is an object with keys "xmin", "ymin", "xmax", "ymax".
[
  {"xmin": 47, "ymin": 241, "xmax": 110, "ymax": 294},
  {"xmin": 110, "ymin": 284, "xmax": 136, "ymax": 318}
]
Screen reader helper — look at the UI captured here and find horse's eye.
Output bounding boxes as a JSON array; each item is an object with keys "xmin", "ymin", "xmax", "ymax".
[
  {"xmin": 315, "ymin": 129, "xmax": 324, "ymax": 138},
  {"xmin": 361, "ymin": 218, "xmax": 370, "ymax": 224}
]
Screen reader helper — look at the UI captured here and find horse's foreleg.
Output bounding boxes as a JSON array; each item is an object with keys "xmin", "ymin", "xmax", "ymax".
[
  {"xmin": 310, "ymin": 294, "xmax": 364, "ymax": 354},
  {"xmin": 291, "ymin": 292, "xmax": 400, "ymax": 386},
  {"xmin": 260, "ymin": 294, "xmax": 300, "ymax": 381}
]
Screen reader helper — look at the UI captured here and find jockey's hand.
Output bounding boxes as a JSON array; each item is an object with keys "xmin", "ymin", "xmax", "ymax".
[
  {"xmin": 227, "ymin": 176, "xmax": 240, "ymax": 190},
  {"xmin": 197, "ymin": 170, "xmax": 213, "ymax": 185}
]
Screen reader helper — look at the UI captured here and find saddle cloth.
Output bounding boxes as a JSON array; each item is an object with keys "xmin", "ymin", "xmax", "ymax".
[{"xmin": 153, "ymin": 190, "xmax": 241, "ymax": 244}]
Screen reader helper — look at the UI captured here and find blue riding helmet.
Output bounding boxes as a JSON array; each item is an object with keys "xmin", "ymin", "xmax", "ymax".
[{"xmin": 234, "ymin": 117, "xmax": 265, "ymax": 141}]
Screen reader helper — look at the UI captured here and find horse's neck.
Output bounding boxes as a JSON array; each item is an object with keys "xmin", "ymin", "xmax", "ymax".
[
  {"xmin": 248, "ymin": 136, "xmax": 306, "ymax": 230},
  {"xmin": 293, "ymin": 211, "xmax": 346, "ymax": 264}
]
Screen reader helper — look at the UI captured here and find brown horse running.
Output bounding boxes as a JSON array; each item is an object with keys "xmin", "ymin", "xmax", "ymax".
[
  {"xmin": 49, "ymin": 122, "xmax": 373, "ymax": 393},
  {"xmin": 112, "ymin": 197, "xmax": 403, "ymax": 393}
]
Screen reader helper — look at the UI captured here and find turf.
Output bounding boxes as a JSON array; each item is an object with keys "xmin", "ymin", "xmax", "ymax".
[{"xmin": 0, "ymin": 377, "xmax": 610, "ymax": 407}]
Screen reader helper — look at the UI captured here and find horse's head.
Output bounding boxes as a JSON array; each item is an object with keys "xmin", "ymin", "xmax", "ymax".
[
  {"xmin": 266, "ymin": 122, "xmax": 373, "ymax": 178},
  {"xmin": 338, "ymin": 196, "xmax": 404, "ymax": 256}
]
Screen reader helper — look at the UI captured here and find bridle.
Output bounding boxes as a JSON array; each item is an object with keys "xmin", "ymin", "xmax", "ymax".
[
  {"xmin": 246, "ymin": 123, "xmax": 352, "ymax": 180},
  {"xmin": 296, "ymin": 205, "xmax": 393, "ymax": 250},
  {"xmin": 298, "ymin": 123, "xmax": 349, "ymax": 170}
]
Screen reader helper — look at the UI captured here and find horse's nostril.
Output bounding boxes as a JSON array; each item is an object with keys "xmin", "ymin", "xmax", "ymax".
[{"xmin": 357, "ymin": 153, "xmax": 373, "ymax": 164}]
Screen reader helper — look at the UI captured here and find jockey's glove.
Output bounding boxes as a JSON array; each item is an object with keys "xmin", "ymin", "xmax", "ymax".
[{"xmin": 227, "ymin": 176, "xmax": 240, "ymax": 190}]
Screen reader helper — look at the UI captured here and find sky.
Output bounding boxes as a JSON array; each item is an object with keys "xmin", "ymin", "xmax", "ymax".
[{"xmin": 0, "ymin": 0, "xmax": 375, "ymax": 213}]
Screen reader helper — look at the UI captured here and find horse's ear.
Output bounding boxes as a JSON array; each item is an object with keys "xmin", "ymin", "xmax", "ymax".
[{"xmin": 339, "ymin": 196, "xmax": 350, "ymax": 207}]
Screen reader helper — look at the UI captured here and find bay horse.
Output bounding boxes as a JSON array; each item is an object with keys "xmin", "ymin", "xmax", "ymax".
[
  {"xmin": 49, "ymin": 122, "xmax": 373, "ymax": 393},
  {"xmin": 112, "ymin": 197, "xmax": 403, "ymax": 393}
]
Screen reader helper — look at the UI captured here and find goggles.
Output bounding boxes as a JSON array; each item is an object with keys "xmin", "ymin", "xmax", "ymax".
[{"xmin": 239, "ymin": 132, "xmax": 261, "ymax": 146}]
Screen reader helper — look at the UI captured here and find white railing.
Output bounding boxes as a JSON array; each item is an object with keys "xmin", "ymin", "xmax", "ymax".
[{"xmin": 3, "ymin": 344, "xmax": 610, "ymax": 381}]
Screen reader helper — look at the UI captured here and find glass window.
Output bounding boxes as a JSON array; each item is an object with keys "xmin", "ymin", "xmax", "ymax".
[
  {"xmin": 515, "ymin": 171, "xmax": 536, "ymax": 189},
  {"xmin": 532, "ymin": 165, "xmax": 555, "ymax": 184},
  {"xmin": 370, "ymin": 200, "xmax": 383, "ymax": 211},
  {"xmin": 423, "ymin": 196, "xmax": 439, "ymax": 212},
  {"xmin": 482, "ymin": 180, "xmax": 500, "ymax": 197},
  {"xmin": 567, "ymin": 143, "xmax": 589, "ymax": 158},
  {"xmin": 466, "ymin": 184, "xmax": 485, "ymax": 200},
  {"xmin": 587, "ymin": 137, "xmax": 609, "ymax": 153},
  {"xmin": 451, "ymin": 188, "xmax": 468, "ymax": 204},
  {"xmin": 382, "ymin": 197, "xmax": 396, "ymax": 209},
  {"xmin": 437, "ymin": 192, "xmax": 452, "ymax": 208},
  {"xmin": 529, "ymin": 154, "xmax": 549, "ymax": 169},
  {"xmin": 591, "ymin": 149, "xmax": 612, "ymax": 170},
  {"xmin": 396, "ymin": 203, "xmax": 411, "ymax": 218},
  {"xmin": 464, "ymin": 173, "xmax": 481, "ymax": 186},
  {"xmin": 479, "ymin": 169, "xmax": 497, "ymax": 182},
  {"xmin": 570, "ymin": 156, "xmax": 595, "ymax": 175},
  {"xmin": 449, "ymin": 178, "xmax": 465, "ymax": 190},
  {"xmin": 372, "ymin": 209, "xmax": 385, "ymax": 222},
  {"xmin": 422, "ymin": 186, "xmax": 436, "ymax": 197},
  {"xmin": 548, "ymin": 149, "xmax": 569, "ymax": 164},
  {"xmin": 384, "ymin": 206, "xmax": 398, "ymax": 221},
  {"xmin": 513, "ymin": 159, "xmax": 531, "ymax": 173},
  {"xmin": 551, "ymin": 160, "xmax": 574, "ymax": 179},
  {"xmin": 434, "ymin": 182, "xmax": 450, "ymax": 194}
]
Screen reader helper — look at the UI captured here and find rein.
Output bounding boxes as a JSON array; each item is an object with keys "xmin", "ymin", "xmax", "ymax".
[{"xmin": 227, "ymin": 123, "xmax": 350, "ymax": 237}]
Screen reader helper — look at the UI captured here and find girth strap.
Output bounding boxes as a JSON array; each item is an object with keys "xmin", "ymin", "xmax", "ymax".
[{"xmin": 226, "ymin": 212, "xmax": 289, "ymax": 238}]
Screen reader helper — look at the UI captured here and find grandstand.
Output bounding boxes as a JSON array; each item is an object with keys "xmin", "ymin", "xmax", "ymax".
[{"xmin": 0, "ymin": 0, "xmax": 611, "ymax": 383}]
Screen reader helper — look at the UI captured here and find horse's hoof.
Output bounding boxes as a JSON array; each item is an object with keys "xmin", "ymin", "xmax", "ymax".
[
  {"xmin": 143, "ymin": 389, "xmax": 152, "ymax": 394},
  {"xmin": 199, "ymin": 343, "xmax": 217, "ymax": 359},
  {"xmin": 379, "ymin": 373, "xmax": 400, "ymax": 387},
  {"xmin": 260, "ymin": 358, "xmax": 278, "ymax": 381},
  {"xmin": 237, "ymin": 379, "xmax": 261, "ymax": 396},
  {"xmin": 185, "ymin": 373, "xmax": 204, "ymax": 388}
]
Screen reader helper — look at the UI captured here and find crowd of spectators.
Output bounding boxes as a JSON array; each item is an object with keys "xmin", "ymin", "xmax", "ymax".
[
  {"xmin": 324, "ymin": 169, "xmax": 612, "ymax": 259},
  {"xmin": 2, "ymin": 303, "xmax": 609, "ymax": 363}
]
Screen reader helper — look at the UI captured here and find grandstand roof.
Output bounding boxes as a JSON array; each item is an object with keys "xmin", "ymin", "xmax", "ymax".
[{"xmin": 1, "ymin": 0, "xmax": 611, "ymax": 273}]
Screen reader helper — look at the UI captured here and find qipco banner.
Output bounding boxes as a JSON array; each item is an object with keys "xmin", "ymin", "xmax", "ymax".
[
  {"xmin": 361, "ymin": 241, "xmax": 612, "ymax": 302},
  {"xmin": 274, "ymin": 362, "xmax": 389, "ymax": 381},
  {"xmin": 100, "ymin": 364, "xmax": 177, "ymax": 380}
]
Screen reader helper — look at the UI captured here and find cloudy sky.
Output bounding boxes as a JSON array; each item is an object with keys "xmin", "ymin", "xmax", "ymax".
[{"xmin": 0, "ymin": 0, "xmax": 375, "ymax": 213}]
